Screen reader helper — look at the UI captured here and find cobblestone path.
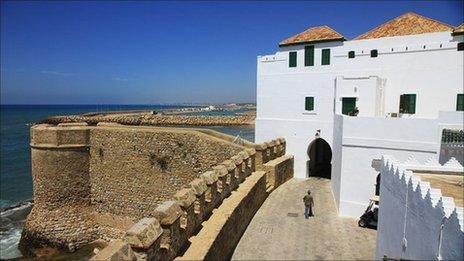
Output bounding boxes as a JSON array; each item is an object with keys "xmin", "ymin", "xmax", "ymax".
[{"xmin": 232, "ymin": 177, "xmax": 376, "ymax": 260}]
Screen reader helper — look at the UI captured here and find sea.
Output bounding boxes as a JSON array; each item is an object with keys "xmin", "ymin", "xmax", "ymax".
[{"xmin": 0, "ymin": 104, "xmax": 255, "ymax": 259}]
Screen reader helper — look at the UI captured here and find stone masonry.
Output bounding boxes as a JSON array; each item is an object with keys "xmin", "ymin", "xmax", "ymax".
[
  {"xmin": 20, "ymin": 123, "xmax": 244, "ymax": 255},
  {"xmin": 20, "ymin": 121, "xmax": 290, "ymax": 261}
]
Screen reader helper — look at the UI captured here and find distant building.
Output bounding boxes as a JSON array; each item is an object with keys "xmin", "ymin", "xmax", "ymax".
[{"xmin": 255, "ymin": 12, "xmax": 464, "ymax": 217}]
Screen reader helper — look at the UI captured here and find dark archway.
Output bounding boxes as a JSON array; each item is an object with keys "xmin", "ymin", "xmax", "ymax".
[
  {"xmin": 307, "ymin": 138, "xmax": 332, "ymax": 179},
  {"xmin": 375, "ymin": 173, "xmax": 381, "ymax": 196}
]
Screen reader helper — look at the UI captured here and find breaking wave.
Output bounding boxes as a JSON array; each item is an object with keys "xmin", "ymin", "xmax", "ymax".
[{"xmin": 0, "ymin": 200, "xmax": 33, "ymax": 259}]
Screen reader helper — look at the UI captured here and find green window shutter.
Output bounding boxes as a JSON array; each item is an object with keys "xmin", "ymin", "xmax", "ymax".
[
  {"xmin": 289, "ymin": 52, "xmax": 297, "ymax": 67},
  {"xmin": 342, "ymin": 98, "xmax": 356, "ymax": 115},
  {"xmin": 305, "ymin": 97, "xmax": 314, "ymax": 111},
  {"xmin": 457, "ymin": 94, "xmax": 464, "ymax": 111},
  {"xmin": 458, "ymin": 42, "xmax": 464, "ymax": 51},
  {"xmin": 348, "ymin": 51, "xmax": 355, "ymax": 58},
  {"xmin": 399, "ymin": 94, "xmax": 416, "ymax": 114},
  {"xmin": 408, "ymin": 94, "xmax": 416, "ymax": 114},
  {"xmin": 399, "ymin": 95, "xmax": 405, "ymax": 113},
  {"xmin": 321, "ymin": 49, "xmax": 330, "ymax": 65},
  {"xmin": 305, "ymin": 46, "xmax": 314, "ymax": 66}
]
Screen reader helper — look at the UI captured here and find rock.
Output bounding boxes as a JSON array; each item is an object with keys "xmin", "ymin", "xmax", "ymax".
[{"xmin": 68, "ymin": 243, "xmax": 76, "ymax": 252}]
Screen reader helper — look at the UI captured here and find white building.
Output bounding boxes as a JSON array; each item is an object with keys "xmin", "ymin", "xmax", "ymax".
[{"xmin": 255, "ymin": 12, "xmax": 464, "ymax": 217}]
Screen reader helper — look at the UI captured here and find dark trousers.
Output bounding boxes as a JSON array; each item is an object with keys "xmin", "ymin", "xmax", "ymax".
[{"xmin": 304, "ymin": 206, "xmax": 313, "ymax": 218}]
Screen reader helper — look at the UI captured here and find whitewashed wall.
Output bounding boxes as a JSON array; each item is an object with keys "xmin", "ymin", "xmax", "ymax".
[
  {"xmin": 334, "ymin": 76, "xmax": 384, "ymax": 117},
  {"xmin": 331, "ymin": 114, "xmax": 441, "ymax": 217},
  {"xmin": 255, "ymin": 118, "xmax": 333, "ymax": 177},
  {"xmin": 376, "ymin": 155, "xmax": 464, "ymax": 260},
  {"xmin": 330, "ymin": 114, "xmax": 344, "ymax": 207},
  {"xmin": 256, "ymin": 32, "xmax": 464, "ymax": 180}
]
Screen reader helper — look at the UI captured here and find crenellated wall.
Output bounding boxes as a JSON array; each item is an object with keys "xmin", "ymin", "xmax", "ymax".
[
  {"xmin": 376, "ymin": 155, "xmax": 464, "ymax": 260},
  {"xmin": 22, "ymin": 123, "xmax": 243, "ymax": 252},
  {"xmin": 21, "ymin": 122, "xmax": 292, "ymax": 260},
  {"xmin": 90, "ymin": 138, "xmax": 291, "ymax": 261}
]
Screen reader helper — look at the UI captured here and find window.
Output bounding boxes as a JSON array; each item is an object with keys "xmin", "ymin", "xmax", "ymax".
[
  {"xmin": 458, "ymin": 42, "xmax": 464, "ymax": 51},
  {"xmin": 305, "ymin": 46, "xmax": 314, "ymax": 67},
  {"xmin": 348, "ymin": 51, "xmax": 355, "ymax": 59},
  {"xmin": 305, "ymin": 97, "xmax": 314, "ymax": 111},
  {"xmin": 370, "ymin": 49, "xmax": 378, "ymax": 57},
  {"xmin": 457, "ymin": 94, "xmax": 464, "ymax": 111},
  {"xmin": 342, "ymin": 98, "xmax": 356, "ymax": 115},
  {"xmin": 321, "ymin": 49, "xmax": 330, "ymax": 65},
  {"xmin": 289, "ymin": 52, "xmax": 297, "ymax": 67},
  {"xmin": 399, "ymin": 94, "xmax": 416, "ymax": 114}
]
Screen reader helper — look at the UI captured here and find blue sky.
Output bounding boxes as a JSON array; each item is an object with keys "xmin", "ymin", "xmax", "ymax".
[{"xmin": 1, "ymin": 1, "xmax": 463, "ymax": 104}]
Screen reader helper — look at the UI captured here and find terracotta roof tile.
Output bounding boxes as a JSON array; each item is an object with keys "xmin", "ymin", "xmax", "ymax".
[
  {"xmin": 453, "ymin": 23, "xmax": 464, "ymax": 35},
  {"xmin": 354, "ymin": 12, "xmax": 454, "ymax": 40},
  {"xmin": 279, "ymin": 26, "xmax": 344, "ymax": 47}
]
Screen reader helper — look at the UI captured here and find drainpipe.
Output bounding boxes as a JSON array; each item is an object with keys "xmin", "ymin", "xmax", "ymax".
[
  {"xmin": 436, "ymin": 216, "xmax": 446, "ymax": 260},
  {"xmin": 401, "ymin": 185, "xmax": 409, "ymax": 259}
]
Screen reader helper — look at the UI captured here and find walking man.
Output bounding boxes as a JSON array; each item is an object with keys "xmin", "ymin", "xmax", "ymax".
[{"xmin": 303, "ymin": 190, "xmax": 314, "ymax": 219}]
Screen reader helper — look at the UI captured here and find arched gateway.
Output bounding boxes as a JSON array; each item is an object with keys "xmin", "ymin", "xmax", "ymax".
[{"xmin": 307, "ymin": 138, "xmax": 332, "ymax": 179}]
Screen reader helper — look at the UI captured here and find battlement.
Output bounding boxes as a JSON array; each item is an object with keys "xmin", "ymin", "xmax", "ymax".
[
  {"xmin": 376, "ymin": 155, "xmax": 463, "ymax": 260},
  {"xmin": 89, "ymin": 138, "xmax": 291, "ymax": 260},
  {"xmin": 20, "ymin": 123, "xmax": 292, "ymax": 260}
]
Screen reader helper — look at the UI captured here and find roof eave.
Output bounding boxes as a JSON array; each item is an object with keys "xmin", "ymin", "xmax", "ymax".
[
  {"xmin": 279, "ymin": 37, "xmax": 345, "ymax": 47},
  {"xmin": 452, "ymin": 31, "xmax": 464, "ymax": 36}
]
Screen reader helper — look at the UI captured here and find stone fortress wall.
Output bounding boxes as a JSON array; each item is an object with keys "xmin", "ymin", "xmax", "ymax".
[
  {"xmin": 21, "ymin": 121, "xmax": 293, "ymax": 260},
  {"xmin": 41, "ymin": 112, "xmax": 254, "ymax": 126},
  {"xmin": 376, "ymin": 155, "xmax": 463, "ymax": 260}
]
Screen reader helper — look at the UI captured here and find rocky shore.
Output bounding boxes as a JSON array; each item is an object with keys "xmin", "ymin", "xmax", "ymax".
[{"xmin": 40, "ymin": 113, "xmax": 255, "ymax": 126}]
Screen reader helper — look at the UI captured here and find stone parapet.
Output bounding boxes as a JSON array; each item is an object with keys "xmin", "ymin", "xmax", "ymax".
[
  {"xmin": 252, "ymin": 138, "xmax": 284, "ymax": 170},
  {"xmin": 88, "ymin": 138, "xmax": 291, "ymax": 260},
  {"xmin": 27, "ymin": 123, "xmax": 290, "ymax": 261},
  {"xmin": 153, "ymin": 201, "xmax": 183, "ymax": 260},
  {"xmin": 212, "ymin": 165, "xmax": 230, "ymax": 199},
  {"xmin": 178, "ymin": 170, "xmax": 268, "ymax": 260},
  {"xmin": 90, "ymin": 240, "xmax": 136, "ymax": 261},
  {"xmin": 31, "ymin": 123, "xmax": 90, "ymax": 148},
  {"xmin": 124, "ymin": 218, "xmax": 163, "ymax": 260},
  {"xmin": 221, "ymin": 160, "xmax": 239, "ymax": 191},
  {"xmin": 200, "ymin": 171, "xmax": 221, "ymax": 215},
  {"xmin": 42, "ymin": 114, "xmax": 254, "ymax": 126},
  {"xmin": 189, "ymin": 178, "xmax": 207, "ymax": 225},
  {"xmin": 173, "ymin": 188, "xmax": 196, "ymax": 241},
  {"xmin": 263, "ymin": 155, "xmax": 295, "ymax": 188}
]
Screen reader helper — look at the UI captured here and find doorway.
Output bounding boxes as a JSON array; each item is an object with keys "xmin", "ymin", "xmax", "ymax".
[
  {"xmin": 375, "ymin": 173, "xmax": 381, "ymax": 196},
  {"xmin": 307, "ymin": 138, "xmax": 332, "ymax": 179},
  {"xmin": 342, "ymin": 97, "xmax": 356, "ymax": 115}
]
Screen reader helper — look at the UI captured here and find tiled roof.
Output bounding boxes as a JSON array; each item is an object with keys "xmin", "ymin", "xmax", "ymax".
[
  {"xmin": 279, "ymin": 26, "xmax": 345, "ymax": 47},
  {"xmin": 354, "ymin": 12, "xmax": 454, "ymax": 40},
  {"xmin": 453, "ymin": 23, "xmax": 464, "ymax": 35}
]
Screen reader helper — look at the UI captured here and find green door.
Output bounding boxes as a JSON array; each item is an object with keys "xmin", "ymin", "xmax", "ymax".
[{"xmin": 342, "ymin": 98, "xmax": 356, "ymax": 115}]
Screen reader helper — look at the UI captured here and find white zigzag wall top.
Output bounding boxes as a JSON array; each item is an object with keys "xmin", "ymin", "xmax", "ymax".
[{"xmin": 376, "ymin": 155, "xmax": 463, "ymax": 260}]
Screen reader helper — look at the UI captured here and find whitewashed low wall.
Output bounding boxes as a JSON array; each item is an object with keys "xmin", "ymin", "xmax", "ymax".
[
  {"xmin": 332, "ymin": 114, "xmax": 440, "ymax": 217},
  {"xmin": 376, "ymin": 155, "xmax": 464, "ymax": 260}
]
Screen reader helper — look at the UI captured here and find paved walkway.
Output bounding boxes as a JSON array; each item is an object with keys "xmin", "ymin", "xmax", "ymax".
[{"xmin": 232, "ymin": 177, "xmax": 376, "ymax": 260}]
